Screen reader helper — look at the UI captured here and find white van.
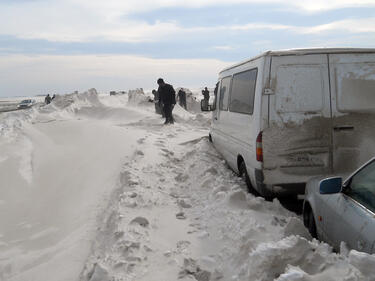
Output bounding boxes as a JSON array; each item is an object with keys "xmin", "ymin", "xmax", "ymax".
[{"xmin": 205, "ymin": 48, "xmax": 375, "ymax": 198}]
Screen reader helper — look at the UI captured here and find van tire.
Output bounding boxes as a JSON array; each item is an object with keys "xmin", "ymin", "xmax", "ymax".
[
  {"xmin": 239, "ymin": 162, "xmax": 258, "ymax": 195},
  {"xmin": 208, "ymin": 134, "xmax": 212, "ymax": 143},
  {"xmin": 307, "ymin": 210, "xmax": 317, "ymax": 238}
]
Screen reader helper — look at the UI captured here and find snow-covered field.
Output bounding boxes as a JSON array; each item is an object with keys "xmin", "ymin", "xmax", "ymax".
[{"xmin": 1, "ymin": 89, "xmax": 374, "ymax": 281}]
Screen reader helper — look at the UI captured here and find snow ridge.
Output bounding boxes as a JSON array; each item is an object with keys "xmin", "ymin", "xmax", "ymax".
[{"xmin": 80, "ymin": 129, "xmax": 375, "ymax": 281}]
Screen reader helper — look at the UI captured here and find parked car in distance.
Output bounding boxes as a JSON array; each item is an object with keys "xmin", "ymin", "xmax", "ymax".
[
  {"xmin": 303, "ymin": 158, "xmax": 375, "ymax": 254},
  {"xmin": 17, "ymin": 99, "xmax": 35, "ymax": 109}
]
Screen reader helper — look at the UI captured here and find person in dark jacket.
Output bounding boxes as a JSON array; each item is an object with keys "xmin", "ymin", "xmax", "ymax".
[
  {"xmin": 202, "ymin": 87, "xmax": 210, "ymax": 110},
  {"xmin": 157, "ymin": 78, "xmax": 176, "ymax": 124},
  {"xmin": 152, "ymin": 89, "xmax": 164, "ymax": 115},
  {"xmin": 202, "ymin": 87, "xmax": 210, "ymax": 101},
  {"xmin": 177, "ymin": 89, "xmax": 187, "ymax": 110},
  {"xmin": 45, "ymin": 94, "xmax": 52, "ymax": 104}
]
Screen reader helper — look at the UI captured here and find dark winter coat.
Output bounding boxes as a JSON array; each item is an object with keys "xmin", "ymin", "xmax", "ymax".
[
  {"xmin": 158, "ymin": 83, "xmax": 176, "ymax": 105},
  {"xmin": 178, "ymin": 90, "xmax": 186, "ymax": 102},
  {"xmin": 202, "ymin": 89, "xmax": 209, "ymax": 101}
]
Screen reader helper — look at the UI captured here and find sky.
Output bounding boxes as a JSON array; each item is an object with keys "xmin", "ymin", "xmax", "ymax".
[{"xmin": 0, "ymin": 0, "xmax": 375, "ymax": 97}]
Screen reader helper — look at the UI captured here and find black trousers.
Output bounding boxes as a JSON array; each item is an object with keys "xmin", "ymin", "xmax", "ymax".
[{"xmin": 163, "ymin": 103, "xmax": 174, "ymax": 123}]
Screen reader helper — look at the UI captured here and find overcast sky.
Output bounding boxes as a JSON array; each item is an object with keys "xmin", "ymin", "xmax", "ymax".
[{"xmin": 1, "ymin": 0, "xmax": 375, "ymax": 97}]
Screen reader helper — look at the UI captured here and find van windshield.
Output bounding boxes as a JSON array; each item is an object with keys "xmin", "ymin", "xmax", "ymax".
[{"xmin": 219, "ymin": 76, "xmax": 231, "ymax": 111}]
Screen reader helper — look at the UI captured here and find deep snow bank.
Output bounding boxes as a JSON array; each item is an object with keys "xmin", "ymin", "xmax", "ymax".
[
  {"xmin": 181, "ymin": 139, "xmax": 375, "ymax": 281},
  {"xmin": 128, "ymin": 88, "xmax": 151, "ymax": 105},
  {"xmin": 0, "ymin": 90, "xmax": 149, "ymax": 281},
  {"xmin": 2, "ymin": 88, "xmax": 375, "ymax": 281},
  {"xmin": 0, "ymin": 89, "xmax": 102, "ymax": 140},
  {"xmin": 78, "ymin": 111, "xmax": 375, "ymax": 281},
  {"xmin": 175, "ymin": 87, "xmax": 201, "ymax": 113}
]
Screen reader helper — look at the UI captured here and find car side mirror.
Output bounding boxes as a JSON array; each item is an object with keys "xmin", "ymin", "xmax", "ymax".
[
  {"xmin": 201, "ymin": 100, "xmax": 213, "ymax": 111},
  {"xmin": 319, "ymin": 177, "xmax": 342, "ymax": 194}
]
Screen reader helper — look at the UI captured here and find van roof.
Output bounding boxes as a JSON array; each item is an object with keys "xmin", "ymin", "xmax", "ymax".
[{"xmin": 220, "ymin": 47, "xmax": 375, "ymax": 74}]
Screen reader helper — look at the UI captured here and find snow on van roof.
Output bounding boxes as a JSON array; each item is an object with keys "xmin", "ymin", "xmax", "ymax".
[{"xmin": 220, "ymin": 47, "xmax": 375, "ymax": 74}]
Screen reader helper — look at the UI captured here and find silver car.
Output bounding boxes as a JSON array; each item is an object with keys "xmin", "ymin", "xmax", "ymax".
[
  {"xmin": 303, "ymin": 158, "xmax": 375, "ymax": 254},
  {"xmin": 17, "ymin": 99, "xmax": 35, "ymax": 109}
]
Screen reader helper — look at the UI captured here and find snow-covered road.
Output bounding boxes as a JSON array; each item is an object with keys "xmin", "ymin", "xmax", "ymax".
[{"xmin": 1, "ymin": 90, "xmax": 375, "ymax": 281}]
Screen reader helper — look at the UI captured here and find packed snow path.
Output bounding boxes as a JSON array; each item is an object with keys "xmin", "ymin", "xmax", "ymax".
[{"xmin": 1, "ymin": 91, "xmax": 375, "ymax": 281}]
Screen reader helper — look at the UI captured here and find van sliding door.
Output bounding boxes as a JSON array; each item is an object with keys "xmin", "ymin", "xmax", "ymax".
[
  {"xmin": 329, "ymin": 53, "xmax": 375, "ymax": 176},
  {"xmin": 263, "ymin": 54, "xmax": 332, "ymax": 185}
]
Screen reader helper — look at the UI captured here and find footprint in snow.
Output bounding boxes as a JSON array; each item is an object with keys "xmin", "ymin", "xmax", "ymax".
[
  {"xmin": 177, "ymin": 199, "xmax": 192, "ymax": 209},
  {"xmin": 175, "ymin": 173, "xmax": 189, "ymax": 183},
  {"xmin": 135, "ymin": 150, "xmax": 144, "ymax": 156},
  {"xmin": 130, "ymin": 217, "xmax": 149, "ymax": 227},
  {"xmin": 154, "ymin": 142, "xmax": 165, "ymax": 148},
  {"xmin": 177, "ymin": 240, "xmax": 191, "ymax": 252},
  {"xmin": 161, "ymin": 148, "xmax": 171, "ymax": 153},
  {"xmin": 176, "ymin": 212, "xmax": 186, "ymax": 220}
]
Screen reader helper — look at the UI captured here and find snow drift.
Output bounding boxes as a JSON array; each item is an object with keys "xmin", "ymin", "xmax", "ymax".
[{"xmin": 1, "ymin": 88, "xmax": 375, "ymax": 281}]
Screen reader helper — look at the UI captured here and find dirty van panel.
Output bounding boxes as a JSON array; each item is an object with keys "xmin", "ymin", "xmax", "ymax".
[
  {"xmin": 264, "ymin": 54, "xmax": 332, "ymax": 185},
  {"xmin": 263, "ymin": 117, "xmax": 331, "ymax": 184},
  {"xmin": 329, "ymin": 53, "xmax": 375, "ymax": 176}
]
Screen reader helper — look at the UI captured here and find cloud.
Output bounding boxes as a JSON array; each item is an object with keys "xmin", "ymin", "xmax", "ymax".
[
  {"xmin": 76, "ymin": 0, "xmax": 375, "ymax": 13},
  {"xmin": 0, "ymin": 54, "xmax": 232, "ymax": 96},
  {"xmin": 1, "ymin": 0, "xmax": 375, "ymax": 44},
  {"xmin": 213, "ymin": 46, "xmax": 235, "ymax": 51},
  {"xmin": 297, "ymin": 18, "xmax": 375, "ymax": 34}
]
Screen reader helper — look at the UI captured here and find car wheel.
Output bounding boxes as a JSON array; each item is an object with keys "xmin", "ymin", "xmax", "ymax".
[
  {"xmin": 239, "ymin": 161, "xmax": 257, "ymax": 195},
  {"xmin": 308, "ymin": 210, "xmax": 317, "ymax": 238}
]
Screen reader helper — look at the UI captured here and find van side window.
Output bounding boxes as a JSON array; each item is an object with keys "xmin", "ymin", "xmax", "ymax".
[
  {"xmin": 219, "ymin": 76, "xmax": 231, "ymax": 111},
  {"xmin": 229, "ymin": 68, "xmax": 258, "ymax": 114}
]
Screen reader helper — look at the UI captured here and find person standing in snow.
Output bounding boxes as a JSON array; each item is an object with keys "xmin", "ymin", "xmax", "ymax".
[
  {"xmin": 157, "ymin": 78, "xmax": 176, "ymax": 124},
  {"xmin": 177, "ymin": 89, "xmax": 187, "ymax": 110},
  {"xmin": 202, "ymin": 87, "xmax": 210, "ymax": 108},
  {"xmin": 45, "ymin": 94, "xmax": 52, "ymax": 104},
  {"xmin": 152, "ymin": 89, "xmax": 164, "ymax": 116},
  {"xmin": 202, "ymin": 87, "xmax": 210, "ymax": 102}
]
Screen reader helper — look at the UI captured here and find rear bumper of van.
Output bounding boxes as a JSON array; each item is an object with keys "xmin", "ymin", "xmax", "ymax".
[{"xmin": 255, "ymin": 169, "xmax": 306, "ymax": 196}]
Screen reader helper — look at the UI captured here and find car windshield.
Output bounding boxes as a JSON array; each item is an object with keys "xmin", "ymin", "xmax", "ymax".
[
  {"xmin": 20, "ymin": 100, "xmax": 31, "ymax": 103},
  {"xmin": 348, "ymin": 160, "xmax": 375, "ymax": 213}
]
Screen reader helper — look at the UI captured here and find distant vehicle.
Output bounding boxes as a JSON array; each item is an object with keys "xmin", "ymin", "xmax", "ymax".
[
  {"xmin": 202, "ymin": 48, "xmax": 375, "ymax": 198},
  {"xmin": 110, "ymin": 91, "xmax": 126, "ymax": 96},
  {"xmin": 303, "ymin": 158, "xmax": 375, "ymax": 254},
  {"xmin": 17, "ymin": 99, "xmax": 35, "ymax": 109}
]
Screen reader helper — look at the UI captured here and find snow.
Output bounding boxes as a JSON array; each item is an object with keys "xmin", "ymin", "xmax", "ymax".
[{"xmin": 1, "ymin": 88, "xmax": 375, "ymax": 281}]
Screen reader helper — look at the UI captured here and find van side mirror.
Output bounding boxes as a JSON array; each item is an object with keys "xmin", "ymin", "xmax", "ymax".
[
  {"xmin": 319, "ymin": 177, "xmax": 342, "ymax": 194},
  {"xmin": 201, "ymin": 100, "xmax": 213, "ymax": 111}
]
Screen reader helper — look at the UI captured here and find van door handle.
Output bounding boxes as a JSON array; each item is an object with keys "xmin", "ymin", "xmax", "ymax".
[
  {"xmin": 333, "ymin": 125, "xmax": 354, "ymax": 131},
  {"xmin": 214, "ymin": 117, "xmax": 218, "ymax": 120}
]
